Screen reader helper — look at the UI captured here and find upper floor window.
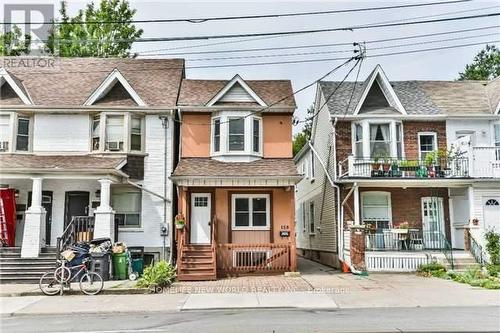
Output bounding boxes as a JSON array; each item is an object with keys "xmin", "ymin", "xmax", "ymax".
[
  {"xmin": 0, "ymin": 115, "xmax": 10, "ymax": 152},
  {"xmin": 92, "ymin": 115, "xmax": 100, "ymax": 151},
  {"xmin": 210, "ymin": 112, "xmax": 262, "ymax": 160},
  {"xmin": 494, "ymin": 124, "xmax": 500, "ymax": 147},
  {"xmin": 130, "ymin": 116, "xmax": 142, "ymax": 151},
  {"xmin": 92, "ymin": 113, "xmax": 144, "ymax": 153},
  {"xmin": 105, "ymin": 115, "xmax": 124, "ymax": 151},
  {"xmin": 418, "ymin": 132, "xmax": 437, "ymax": 160},
  {"xmin": 352, "ymin": 120, "xmax": 403, "ymax": 159},
  {"xmin": 16, "ymin": 117, "xmax": 30, "ymax": 151}
]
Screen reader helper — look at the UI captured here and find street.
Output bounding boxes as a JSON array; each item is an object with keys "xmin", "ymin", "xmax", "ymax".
[{"xmin": 2, "ymin": 306, "xmax": 500, "ymax": 333}]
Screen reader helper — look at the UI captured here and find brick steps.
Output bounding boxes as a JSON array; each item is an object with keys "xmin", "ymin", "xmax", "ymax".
[{"xmin": 177, "ymin": 244, "xmax": 216, "ymax": 281}]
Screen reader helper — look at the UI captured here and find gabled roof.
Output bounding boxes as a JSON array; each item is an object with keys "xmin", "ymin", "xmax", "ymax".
[
  {"xmin": 353, "ymin": 65, "xmax": 406, "ymax": 115},
  {"xmin": 0, "ymin": 68, "xmax": 32, "ymax": 105},
  {"xmin": 85, "ymin": 69, "xmax": 146, "ymax": 106},
  {"xmin": 206, "ymin": 74, "xmax": 266, "ymax": 107},
  {"xmin": 319, "ymin": 66, "xmax": 498, "ymax": 116},
  {"xmin": 178, "ymin": 77, "xmax": 296, "ymax": 110},
  {"xmin": 0, "ymin": 57, "xmax": 184, "ymax": 107}
]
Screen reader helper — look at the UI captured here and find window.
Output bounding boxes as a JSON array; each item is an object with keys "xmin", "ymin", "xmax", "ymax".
[
  {"xmin": 105, "ymin": 115, "xmax": 124, "ymax": 151},
  {"xmin": 309, "ymin": 201, "xmax": 315, "ymax": 233},
  {"xmin": 228, "ymin": 118, "xmax": 245, "ymax": 151},
  {"xmin": 301, "ymin": 202, "xmax": 306, "ymax": 232},
  {"xmin": 396, "ymin": 123, "xmax": 402, "ymax": 158},
  {"xmin": 361, "ymin": 192, "xmax": 391, "ymax": 231},
  {"xmin": 0, "ymin": 115, "xmax": 10, "ymax": 151},
  {"xmin": 232, "ymin": 194, "xmax": 270, "ymax": 229},
  {"xmin": 418, "ymin": 133, "xmax": 437, "ymax": 160},
  {"xmin": 16, "ymin": 117, "xmax": 30, "ymax": 151},
  {"xmin": 370, "ymin": 123, "xmax": 390, "ymax": 157},
  {"xmin": 130, "ymin": 117, "xmax": 142, "ymax": 151},
  {"xmin": 355, "ymin": 124, "xmax": 363, "ymax": 158},
  {"xmin": 252, "ymin": 118, "xmax": 260, "ymax": 153},
  {"xmin": 486, "ymin": 199, "xmax": 499, "ymax": 206},
  {"xmin": 310, "ymin": 153, "xmax": 315, "ymax": 180},
  {"xmin": 112, "ymin": 189, "xmax": 141, "ymax": 228},
  {"xmin": 494, "ymin": 124, "xmax": 500, "ymax": 160},
  {"xmin": 213, "ymin": 118, "xmax": 221, "ymax": 152},
  {"xmin": 194, "ymin": 196, "xmax": 208, "ymax": 207},
  {"xmin": 92, "ymin": 115, "xmax": 100, "ymax": 151}
]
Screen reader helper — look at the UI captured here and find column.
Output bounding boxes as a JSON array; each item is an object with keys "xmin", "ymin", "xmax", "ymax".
[
  {"xmin": 93, "ymin": 179, "xmax": 115, "ymax": 240},
  {"xmin": 21, "ymin": 177, "xmax": 46, "ymax": 258},
  {"xmin": 350, "ymin": 225, "xmax": 367, "ymax": 272},
  {"xmin": 353, "ymin": 184, "xmax": 360, "ymax": 226}
]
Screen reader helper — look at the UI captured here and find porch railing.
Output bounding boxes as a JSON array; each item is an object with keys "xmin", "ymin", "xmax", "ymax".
[
  {"xmin": 467, "ymin": 229, "xmax": 488, "ymax": 265},
  {"xmin": 56, "ymin": 216, "xmax": 94, "ymax": 259},
  {"xmin": 217, "ymin": 243, "xmax": 291, "ymax": 275},
  {"xmin": 341, "ymin": 156, "xmax": 469, "ymax": 179}
]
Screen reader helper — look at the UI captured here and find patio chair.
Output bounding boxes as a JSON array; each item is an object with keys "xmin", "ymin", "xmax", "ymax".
[{"xmin": 409, "ymin": 229, "xmax": 424, "ymax": 250}]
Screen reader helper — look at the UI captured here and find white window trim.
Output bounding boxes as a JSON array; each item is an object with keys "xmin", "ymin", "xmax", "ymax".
[
  {"xmin": 14, "ymin": 114, "xmax": 33, "ymax": 153},
  {"xmin": 227, "ymin": 116, "xmax": 246, "ymax": 153},
  {"xmin": 252, "ymin": 117, "xmax": 263, "ymax": 154},
  {"xmin": 491, "ymin": 121, "xmax": 500, "ymax": 146},
  {"xmin": 309, "ymin": 201, "xmax": 315, "ymax": 234},
  {"xmin": 90, "ymin": 112, "xmax": 145, "ymax": 153},
  {"xmin": 112, "ymin": 187, "xmax": 142, "ymax": 229},
  {"xmin": 309, "ymin": 152, "xmax": 315, "ymax": 181},
  {"xmin": 417, "ymin": 132, "xmax": 437, "ymax": 160},
  {"xmin": 129, "ymin": 115, "xmax": 145, "ymax": 152},
  {"xmin": 351, "ymin": 120, "xmax": 404, "ymax": 159},
  {"xmin": 360, "ymin": 191, "xmax": 393, "ymax": 227},
  {"xmin": 0, "ymin": 112, "xmax": 15, "ymax": 153},
  {"xmin": 231, "ymin": 193, "xmax": 270, "ymax": 231},
  {"xmin": 212, "ymin": 117, "xmax": 221, "ymax": 153},
  {"xmin": 84, "ymin": 69, "xmax": 146, "ymax": 106}
]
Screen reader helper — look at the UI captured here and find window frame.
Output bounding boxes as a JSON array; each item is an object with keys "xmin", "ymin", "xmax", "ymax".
[
  {"xmin": 129, "ymin": 115, "xmax": 143, "ymax": 152},
  {"xmin": 252, "ymin": 117, "xmax": 262, "ymax": 153},
  {"xmin": 91, "ymin": 115, "xmax": 101, "ymax": 151},
  {"xmin": 212, "ymin": 117, "xmax": 221, "ymax": 153},
  {"xmin": 231, "ymin": 193, "xmax": 271, "ymax": 231},
  {"xmin": 227, "ymin": 117, "xmax": 246, "ymax": 152},
  {"xmin": 0, "ymin": 113, "xmax": 12, "ymax": 152},
  {"xmin": 352, "ymin": 120, "xmax": 404, "ymax": 159},
  {"xmin": 112, "ymin": 187, "xmax": 142, "ymax": 229},
  {"xmin": 15, "ymin": 115, "xmax": 31, "ymax": 152},
  {"xmin": 309, "ymin": 201, "xmax": 315, "ymax": 234},
  {"xmin": 418, "ymin": 132, "xmax": 437, "ymax": 161},
  {"xmin": 361, "ymin": 191, "xmax": 392, "ymax": 230}
]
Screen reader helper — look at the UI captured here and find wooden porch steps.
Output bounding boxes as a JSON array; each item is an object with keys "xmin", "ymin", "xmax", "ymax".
[{"xmin": 177, "ymin": 244, "xmax": 216, "ymax": 281}]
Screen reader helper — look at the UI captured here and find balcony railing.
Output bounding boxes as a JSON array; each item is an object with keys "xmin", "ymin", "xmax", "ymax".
[
  {"xmin": 366, "ymin": 230, "xmax": 450, "ymax": 251},
  {"xmin": 339, "ymin": 156, "xmax": 469, "ymax": 179},
  {"xmin": 471, "ymin": 146, "xmax": 500, "ymax": 178}
]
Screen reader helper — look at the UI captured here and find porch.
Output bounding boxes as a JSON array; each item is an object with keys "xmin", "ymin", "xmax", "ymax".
[{"xmin": 175, "ymin": 186, "xmax": 297, "ymax": 280}]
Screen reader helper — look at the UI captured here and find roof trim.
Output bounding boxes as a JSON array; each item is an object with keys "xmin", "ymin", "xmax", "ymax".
[
  {"xmin": 353, "ymin": 65, "xmax": 406, "ymax": 116},
  {"xmin": 206, "ymin": 74, "xmax": 267, "ymax": 107},
  {"xmin": 0, "ymin": 68, "xmax": 33, "ymax": 105},
  {"xmin": 84, "ymin": 68, "xmax": 147, "ymax": 107}
]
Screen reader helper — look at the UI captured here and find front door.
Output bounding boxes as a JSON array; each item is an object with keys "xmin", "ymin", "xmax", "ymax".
[
  {"xmin": 28, "ymin": 191, "xmax": 53, "ymax": 245},
  {"xmin": 64, "ymin": 191, "xmax": 90, "ymax": 229},
  {"xmin": 484, "ymin": 198, "xmax": 500, "ymax": 232},
  {"xmin": 421, "ymin": 197, "xmax": 445, "ymax": 249},
  {"xmin": 190, "ymin": 193, "xmax": 211, "ymax": 244}
]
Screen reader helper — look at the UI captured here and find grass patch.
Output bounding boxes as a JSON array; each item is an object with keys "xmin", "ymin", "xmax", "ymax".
[{"xmin": 417, "ymin": 263, "xmax": 500, "ymax": 290}]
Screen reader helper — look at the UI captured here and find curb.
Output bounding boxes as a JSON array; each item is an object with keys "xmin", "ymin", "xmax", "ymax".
[{"xmin": 0, "ymin": 287, "xmax": 150, "ymax": 297}]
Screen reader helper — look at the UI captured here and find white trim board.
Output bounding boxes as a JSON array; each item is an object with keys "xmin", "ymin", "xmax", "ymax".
[
  {"xmin": 0, "ymin": 68, "xmax": 33, "ymax": 105},
  {"xmin": 206, "ymin": 74, "xmax": 267, "ymax": 107},
  {"xmin": 353, "ymin": 65, "xmax": 406, "ymax": 115},
  {"xmin": 84, "ymin": 69, "xmax": 146, "ymax": 106}
]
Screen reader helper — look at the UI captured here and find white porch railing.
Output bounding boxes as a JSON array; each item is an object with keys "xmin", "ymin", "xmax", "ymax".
[
  {"xmin": 471, "ymin": 146, "xmax": 500, "ymax": 178},
  {"xmin": 366, "ymin": 252, "xmax": 431, "ymax": 272}
]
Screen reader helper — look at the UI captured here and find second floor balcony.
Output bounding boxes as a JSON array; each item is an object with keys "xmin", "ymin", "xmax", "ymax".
[{"xmin": 339, "ymin": 156, "xmax": 470, "ymax": 179}]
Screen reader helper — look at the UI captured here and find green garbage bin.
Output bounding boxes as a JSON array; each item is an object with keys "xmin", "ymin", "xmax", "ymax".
[
  {"xmin": 112, "ymin": 252, "xmax": 128, "ymax": 280},
  {"xmin": 131, "ymin": 258, "xmax": 144, "ymax": 275}
]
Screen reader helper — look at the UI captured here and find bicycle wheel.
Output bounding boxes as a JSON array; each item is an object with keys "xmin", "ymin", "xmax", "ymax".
[
  {"xmin": 39, "ymin": 272, "xmax": 62, "ymax": 296},
  {"xmin": 54, "ymin": 266, "xmax": 72, "ymax": 284},
  {"xmin": 79, "ymin": 271, "xmax": 103, "ymax": 295}
]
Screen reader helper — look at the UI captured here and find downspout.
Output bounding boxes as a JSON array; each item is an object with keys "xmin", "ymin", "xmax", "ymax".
[
  {"xmin": 159, "ymin": 115, "xmax": 172, "ymax": 263},
  {"xmin": 330, "ymin": 117, "xmax": 363, "ymax": 275}
]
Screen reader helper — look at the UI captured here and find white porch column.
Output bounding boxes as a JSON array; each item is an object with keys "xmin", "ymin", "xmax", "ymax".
[
  {"xmin": 93, "ymin": 179, "xmax": 115, "ymax": 240},
  {"xmin": 21, "ymin": 177, "xmax": 46, "ymax": 258},
  {"xmin": 354, "ymin": 184, "xmax": 360, "ymax": 226}
]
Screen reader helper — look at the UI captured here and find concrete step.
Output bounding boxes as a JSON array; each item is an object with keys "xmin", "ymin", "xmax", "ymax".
[{"xmin": 0, "ymin": 276, "xmax": 44, "ymax": 284}]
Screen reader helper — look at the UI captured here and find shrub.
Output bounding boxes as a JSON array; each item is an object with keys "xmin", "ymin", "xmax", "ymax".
[
  {"xmin": 417, "ymin": 262, "xmax": 447, "ymax": 277},
  {"xmin": 487, "ymin": 264, "xmax": 500, "ymax": 277},
  {"xmin": 136, "ymin": 260, "xmax": 176, "ymax": 289},
  {"xmin": 485, "ymin": 230, "xmax": 500, "ymax": 265}
]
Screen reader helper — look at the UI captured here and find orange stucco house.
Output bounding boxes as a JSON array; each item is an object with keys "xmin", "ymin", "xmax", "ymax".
[{"xmin": 171, "ymin": 75, "xmax": 301, "ymax": 280}]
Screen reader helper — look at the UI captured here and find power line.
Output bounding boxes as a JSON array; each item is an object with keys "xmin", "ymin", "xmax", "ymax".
[
  {"xmin": 2, "ymin": 0, "xmax": 471, "ymax": 25},
  {"xmin": 137, "ymin": 25, "xmax": 500, "ymax": 56},
  {"xmin": 43, "ymin": 12, "xmax": 500, "ymax": 44}
]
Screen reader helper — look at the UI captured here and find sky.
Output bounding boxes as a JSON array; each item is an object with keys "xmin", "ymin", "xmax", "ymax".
[{"xmin": 3, "ymin": 0, "xmax": 499, "ymax": 133}]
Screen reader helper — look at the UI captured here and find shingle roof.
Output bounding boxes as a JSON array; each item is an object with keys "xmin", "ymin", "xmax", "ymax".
[
  {"xmin": 0, "ymin": 154, "xmax": 125, "ymax": 171},
  {"xmin": 178, "ymin": 79, "xmax": 296, "ymax": 109},
  {"xmin": 0, "ymin": 57, "xmax": 185, "ymax": 107},
  {"xmin": 172, "ymin": 158, "xmax": 300, "ymax": 178},
  {"xmin": 319, "ymin": 79, "xmax": 496, "ymax": 116}
]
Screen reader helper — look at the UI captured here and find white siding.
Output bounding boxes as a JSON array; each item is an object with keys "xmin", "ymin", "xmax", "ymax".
[
  {"xmin": 470, "ymin": 187, "xmax": 500, "ymax": 246},
  {"xmin": 218, "ymin": 84, "xmax": 256, "ymax": 103},
  {"xmin": 446, "ymin": 119, "xmax": 494, "ymax": 147},
  {"xmin": 33, "ymin": 114, "xmax": 90, "ymax": 152}
]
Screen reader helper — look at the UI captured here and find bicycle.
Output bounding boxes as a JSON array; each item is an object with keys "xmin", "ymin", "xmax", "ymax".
[{"xmin": 39, "ymin": 257, "xmax": 104, "ymax": 296}]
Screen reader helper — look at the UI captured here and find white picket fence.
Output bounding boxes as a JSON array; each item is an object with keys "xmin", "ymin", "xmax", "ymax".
[{"xmin": 366, "ymin": 252, "xmax": 430, "ymax": 272}]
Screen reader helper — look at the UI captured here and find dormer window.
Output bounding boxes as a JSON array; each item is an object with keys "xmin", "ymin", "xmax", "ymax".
[
  {"xmin": 130, "ymin": 116, "xmax": 142, "ymax": 151},
  {"xmin": 91, "ymin": 113, "xmax": 144, "ymax": 153},
  {"xmin": 352, "ymin": 120, "xmax": 403, "ymax": 159},
  {"xmin": 0, "ymin": 115, "xmax": 11, "ymax": 152},
  {"xmin": 211, "ymin": 112, "xmax": 263, "ymax": 161},
  {"xmin": 92, "ymin": 115, "xmax": 100, "ymax": 151}
]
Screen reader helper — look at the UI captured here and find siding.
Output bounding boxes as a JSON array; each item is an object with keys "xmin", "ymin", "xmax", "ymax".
[
  {"xmin": 33, "ymin": 114, "xmax": 90, "ymax": 152},
  {"xmin": 470, "ymin": 187, "xmax": 500, "ymax": 246}
]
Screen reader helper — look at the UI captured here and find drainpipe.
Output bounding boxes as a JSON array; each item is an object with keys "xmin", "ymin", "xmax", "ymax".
[{"xmin": 159, "ymin": 115, "xmax": 172, "ymax": 263}]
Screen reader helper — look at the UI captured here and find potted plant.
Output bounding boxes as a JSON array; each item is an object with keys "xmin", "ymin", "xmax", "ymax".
[
  {"xmin": 382, "ymin": 155, "xmax": 391, "ymax": 173},
  {"xmin": 424, "ymin": 151, "xmax": 438, "ymax": 176},
  {"xmin": 175, "ymin": 214, "xmax": 185, "ymax": 229},
  {"xmin": 371, "ymin": 156, "xmax": 381, "ymax": 171}
]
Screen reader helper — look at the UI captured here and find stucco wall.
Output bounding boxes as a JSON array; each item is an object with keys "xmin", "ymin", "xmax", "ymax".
[
  {"xmin": 262, "ymin": 114, "xmax": 293, "ymax": 158},
  {"xmin": 180, "ymin": 113, "xmax": 211, "ymax": 157}
]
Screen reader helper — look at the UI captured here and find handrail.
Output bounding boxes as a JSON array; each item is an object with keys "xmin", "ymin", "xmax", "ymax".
[
  {"xmin": 468, "ymin": 229, "xmax": 488, "ymax": 265},
  {"xmin": 211, "ymin": 215, "xmax": 217, "ymax": 275},
  {"xmin": 56, "ymin": 216, "xmax": 94, "ymax": 260},
  {"xmin": 435, "ymin": 231, "xmax": 455, "ymax": 270}
]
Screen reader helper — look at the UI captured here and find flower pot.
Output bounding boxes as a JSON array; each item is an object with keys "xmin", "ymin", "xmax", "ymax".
[
  {"xmin": 372, "ymin": 163, "xmax": 381, "ymax": 171},
  {"xmin": 175, "ymin": 221, "xmax": 185, "ymax": 229}
]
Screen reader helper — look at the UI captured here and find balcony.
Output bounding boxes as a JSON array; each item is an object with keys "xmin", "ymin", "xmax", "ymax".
[
  {"xmin": 470, "ymin": 146, "xmax": 500, "ymax": 178},
  {"xmin": 339, "ymin": 156, "xmax": 469, "ymax": 179}
]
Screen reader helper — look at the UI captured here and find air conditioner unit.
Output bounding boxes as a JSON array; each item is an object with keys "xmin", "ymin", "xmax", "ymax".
[
  {"xmin": 0, "ymin": 141, "xmax": 9, "ymax": 151},
  {"xmin": 107, "ymin": 141, "xmax": 121, "ymax": 151}
]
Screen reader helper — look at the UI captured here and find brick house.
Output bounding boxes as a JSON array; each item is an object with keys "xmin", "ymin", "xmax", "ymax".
[
  {"xmin": 0, "ymin": 58, "xmax": 182, "ymax": 276},
  {"xmin": 295, "ymin": 65, "xmax": 500, "ymax": 272},
  {"xmin": 171, "ymin": 75, "xmax": 301, "ymax": 280}
]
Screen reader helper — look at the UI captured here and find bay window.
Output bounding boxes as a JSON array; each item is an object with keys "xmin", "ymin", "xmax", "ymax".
[
  {"xmin": 494, "ymin": 123, "xmax": 500, "ymax": 160},
  {"xmin": 105, "ymin": 115, "xmax": 124, "ymax": 151},
  {"xmin": 213, "ymin": 118, "xmax": 221, "ymax": 152},
  {"xmin": 130, "ymin": 116, "xmax": 142, "ymax": 151},
  {"xmin": 228, "ymin": 117, "xmax": 245, "ymax": 151},
  {"xmin": 92, "ymin": 115, "xmax": 100, "ymax": 151},
  {"xmin": 16, "ymin": 117, "xmax": 30, "ymax": 151},
  {"xmin": 0, "ymin": 115, "xmax": 10, "ymax": 151},
  {"xmin": 112, "ymin": 188, "xmax": 141, "ymax": 228},
  {"xmin": 352, "ymin": 120, "xmax": 403, "ymax": 159},
  {"xmin": 91, "ymin": 113, "xmax": 144, "ymax": 153},
  {"xmin": 232, "ymin": 194, "xmax": 270, "ymax": 230},
  {"xmin": 253, "ymin": 118, "xmax": 261, "ymax": 153}
]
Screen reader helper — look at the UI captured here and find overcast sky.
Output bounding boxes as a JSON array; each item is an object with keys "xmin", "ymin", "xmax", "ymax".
[{"xmin": 5, "ymin": 1, "xmax": 499, "ymax": 132}]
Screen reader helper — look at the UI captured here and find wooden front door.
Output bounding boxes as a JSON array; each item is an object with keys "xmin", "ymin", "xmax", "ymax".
[{"xmin": 190, "ymin": 193, "xmax": 211, "ymax": 244}]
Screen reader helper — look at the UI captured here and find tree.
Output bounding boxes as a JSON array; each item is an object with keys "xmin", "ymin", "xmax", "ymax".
[
  {"xmin": 292, "ymin": 105, "xmax": 314, "ymax": 156},
  {"xmin": 46, "ymin": 0, "xmax": 143, "ymax": 57},
  {"xmin": 0, "ymin": 26, "xmax": 31, "ymax": 56},
  {"xmin": 458, "ymin": 44, "xmax": 500, "ymax": 80}
]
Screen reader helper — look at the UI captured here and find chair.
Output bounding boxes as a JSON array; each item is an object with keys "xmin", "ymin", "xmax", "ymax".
[{"xmin": 409, "ymin": 229, "xmax": 423, "ymax": 250}]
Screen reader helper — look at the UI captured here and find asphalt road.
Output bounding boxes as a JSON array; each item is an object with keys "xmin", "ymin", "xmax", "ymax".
[{"xmin": 2, "ymin": 306, "xmax": 500, "ymax": 333}]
